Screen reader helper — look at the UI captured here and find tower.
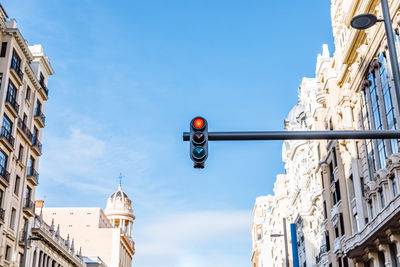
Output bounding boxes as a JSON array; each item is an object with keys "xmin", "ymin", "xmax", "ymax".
[{"xmin": 104, "ymin": 185, "xmax": 135, "ymax": 240}]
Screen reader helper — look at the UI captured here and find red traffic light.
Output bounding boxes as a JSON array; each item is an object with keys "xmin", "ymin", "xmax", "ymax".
[{"xmin": 192, "ymin": 117, "xmax": 205, "ymax": 129}]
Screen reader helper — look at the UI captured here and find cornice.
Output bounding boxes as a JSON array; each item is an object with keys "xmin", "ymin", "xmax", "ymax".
[{"xmin": 6, "ymin": 27, "xmax": 33, "ymax": 61}]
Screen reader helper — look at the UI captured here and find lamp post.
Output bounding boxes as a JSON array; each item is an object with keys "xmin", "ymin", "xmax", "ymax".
[
  {"xmin": 271, "ymin": 218, "xmax": 290, "ymax": 267},
  {"xmin": 351, "ymin": 0, "xmax": 400, "ymax": 112}
]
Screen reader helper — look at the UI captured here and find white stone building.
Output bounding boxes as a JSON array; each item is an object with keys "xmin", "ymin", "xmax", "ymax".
[
  {"xmin": 40, "ymin": 186, "xmax": 135, "ymax": 267},
  {"xmin": 252, "ymin": 46, "xmax": 331, "ymax": 267},
  {"xmin": 0, "ymin": 4, "xmax": 53, "ymax": 266}
]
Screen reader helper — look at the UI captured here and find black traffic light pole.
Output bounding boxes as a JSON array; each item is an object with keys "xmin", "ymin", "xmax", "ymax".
[{"xmin": 183, "ymin": 130, "xmax": 400, "ymax": 141}]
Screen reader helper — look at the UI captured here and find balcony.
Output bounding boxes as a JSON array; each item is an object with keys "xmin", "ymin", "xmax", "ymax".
[
  {"xmin": 331, "ymin": 201, "xmax": 340, "ymax": 220},
  {"xmin": 23, "ymin": 199, "xmax": 35, "ymax": 217},
  {"xmin": 5, "ymin": 93, "xmax": 19, "ymax": 117},
  {"xmin": 10, "ymin": 62, "xmax": 23, "ymax": 83},
  {"xmin": 0, "ymin": 166, "xmax": 10, "ymax": 187},
  {"xmin": 34, "ymin": 110, "xmax": 45, "ymax": 128},
  {"xmin": 334, "ymin": 237, "xmax": 342, "ymax": 254},
  {"xmin": 27, "ymin": 167, "xmax": 39, "ymax": 186},
  {"xmin": 39, "ymin": 80, "xmax": 49, "ymax": 99},
  {"xmin": 31, "ymin": 137, "xmax": 42, "ymax": 156},
  {"xmin": 0, "ymin": 126, "xmax": 14, "ymax": 151},
  {"xmin": 17, "ymin": 119, "xmax": 33, "ymax": 144}
]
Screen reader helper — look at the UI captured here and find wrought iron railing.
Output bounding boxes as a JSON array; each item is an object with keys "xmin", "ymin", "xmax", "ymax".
[
  {"xmin": 23, "ymin": 199, "xmax": 35, "ymax": 213},
  {"xmin": 10, "ymin": 61, "xmax": 23, "ymax": 81},
  {"xmin": 28, "ymin": 166, "xmax": 39, "ymax": 183},
  {"xmin": 1, "ymin": 126, "xmax": 14, "ymax": 147},
  {"xmin": 17, "ymin": 119, "xmax": 33, "ymax": 141},
  {"xmin": 0, "ymin": 208, "xmax": 5, "ymax": 221},
  {"xmin": 34, "ymin": 110, "xmax": 46, "ymax": 125},
  {"xmin": 0, "ymin": 165, "xmax": 10, "ymax": 183},
  {"xmin": 6, "ymin": 92, "xmax": 19, "ymax": 114},
  {"xmin": 32, "ymin": 137, "xmax": 42, "ymax": 153},
  {"xmin": 39, "ymin": 80, "xmax": 49, "ymax": 96}
]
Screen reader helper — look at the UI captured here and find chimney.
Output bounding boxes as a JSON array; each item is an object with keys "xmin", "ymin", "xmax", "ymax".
[{"xmin": 35, "ymin": 200, "xmax": 44, "ymax": 208}]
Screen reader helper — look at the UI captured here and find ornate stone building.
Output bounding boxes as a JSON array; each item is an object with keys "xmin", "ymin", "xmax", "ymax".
[
  {"xmin": 40, "ymin": 186, "xmax": 135, "ymax": 267},
  {"xmin": 315, "ymin": 0, "xmax": 400, "ymax": 266},
  {"xmin": 0, "ymin": 4, "xmax": 53, "ymax": 266},
  {"xmin": 252, "ymin": 46, "xmax": 330, "ymax": 267}
]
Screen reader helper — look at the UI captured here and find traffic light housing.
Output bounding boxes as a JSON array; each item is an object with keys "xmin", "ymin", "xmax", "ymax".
[{"xmin": 190, "ymin": 117, "xmax": 208, "ymax": 168}]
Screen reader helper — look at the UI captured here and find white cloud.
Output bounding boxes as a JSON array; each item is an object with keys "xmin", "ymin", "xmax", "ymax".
[{"xmin": 134, "ymin": 210, "xmax": 252, "ymax": 267}]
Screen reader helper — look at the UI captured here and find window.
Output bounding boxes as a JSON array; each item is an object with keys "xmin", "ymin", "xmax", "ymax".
[
  {"xmin": 11, "ymin": 49, "xmax": 21, "ymax": 72},
  {"xmin": 335, "ymin": 225, "xmax": 339, "ymax": 238},
  {"xmin": 10, "ymin": 208, "xmax": 16, "ymax": 229},
  {"xmin": 25, "ymin": 87, "xmax": 31, "ymax": 101},
  {"xmin": 25, "ymin": 186, "xmax": 31, "ymax": 201},
  {"xmin": 339, "ymin": 213, "xmax": 345, "ymax": 236},
  {"xmin": 0, "ymin": 188, "xmax": 3, "ymax": 207},
  {"xmin": 321, "ymin": 172, "xmax": 325, "ymax": 189},
  {"xmin": 360, "ymin": 177, "xmax": 366, "ymax": 197},
  {"xmin": 35, "ymin": 101, "xmax": 41, "ymax": 116},
  {"xmin": 5, "ymin": 245, "xmax": 11, "ymax": 261},
  {"xmin": 392, "ymin": 176, "xmax": 398, "ymax": 197},
  {"xmin": 333, "ymin": 181, "xmax": 342, "ymax": 205},
  {"xmin": 14, "ymin": 175, "xmax": 20, "ymax": 196},
  {"xmin": 363, "ymin": 54, "xmax": 399, "ymax": 172},
  {"xmin": 28, "ymin": 156, "xmax": 35, "ymax": 175},
  {"xmin": 6, "ymin": 80, "xmax": 17, "ymax": 103},
  {"xmin": 39, "ymin": 73, "xmax": 45, "ymax": 87},
  {"xmin": 257, "ymin": 225, "xmax": 262, "ymax": 240},
  {"xmin": 380, "ymin": 190, "xmax": 385, "ymax": 208},
  {"xmin": 1, "ymin": 115, "xmax": 12, "ymax": 140},
  {"xmin": 354, "ymin": 213, "xmax": 360, "ymax": 232},
  {"xmin": 323, "ymin": 201, "xmax": 327, "ymax": 219},
  {"xmin": 32, "ymin": 127, "xmax": 38, "ymax": 144},
  {"xmin": 0, "ymin": 42, "xmax": 7, "ymax": 57},
  {"xmin": 23, "ymin": 113, "xmax": 27, "ymax": 124},
  {"xmin": 317, "ymin": 144, "xmax": 321, "ymax": 161},
  {"xmin": 18, "ymin": 144, "xmax": 23, "ymax": 161},
  {"xmin": 332, "ymin": 147, "xmax": 338, "ymax": 168},
  {"xmin": 329, "ymin": 162, "xmax": 334, "ymax": 184},
  {"xmin": 325, "ymin": 231, "xmax": 330, "ymax": 251},
  {"xmin": 0, "ymin": 149, "xmax": 8, "ymax": 171},
  {"xmin": 369, "ymin": 201, "xmax": 375, "ymax": 218}
]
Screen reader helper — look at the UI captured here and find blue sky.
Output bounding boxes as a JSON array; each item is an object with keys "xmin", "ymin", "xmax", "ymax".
[{"xmin": 2, "ymin": 1, "xmax": 334, "ymax": 266}]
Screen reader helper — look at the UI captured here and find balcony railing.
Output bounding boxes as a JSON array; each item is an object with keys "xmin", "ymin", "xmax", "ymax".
[
  {"xmin": 1, "ymin": 126, "xmax": 14, "ymax": 147},
  {"xmin": 39, "ymin": 81, "xmax": 49, "ymax": 96},
  {"xmin": 32, "ymin": 137, "xmax": 42, "ymax": 153},
  {"xmin": 6, "ymin": 93, "xmax": 19, "ymax": 114},
  {"xmin": 10, "ymin": 62, "xmax": 23, "ymax": 81},
  {"xmin": 28, "ymin": 167, "xmax": 39, "ymax": 181},
  {"xmin": 0, "ymin": 208, "xmax": 4, "ymax": 222},
  {"xmin": 23, "ymin": 199, "xmax": 35, "ymax": 213},
  {"xmin": 0, "ymin": 165, "xmax": 10, "ymax": 184},
  {"xmin": 34, "ymin": 110, "xmax": 46, "ymax": 126},
  {"xmin": 17, "ymin": 119, "xmax": 33, "ymax": 142}
]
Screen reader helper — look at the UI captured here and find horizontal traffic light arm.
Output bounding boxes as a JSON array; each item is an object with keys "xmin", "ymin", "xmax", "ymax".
[{"xmin": 182, "ymin": 130, "xmax": 400, "ymax": 141}]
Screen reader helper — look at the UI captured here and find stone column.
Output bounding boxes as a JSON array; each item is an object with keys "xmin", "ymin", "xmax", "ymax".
[
  {"xmin": 389, "ymin": 233, "xmax": 400, "ymax": 264},
  {"xmin": 33, "ymin": 249, "xmax": 40, "ymax": 267},
  {"xmin": 378, "ymin": 243, "xmax": 392, "ymax": 267},
  {"xmin": 367, "ymin": 251, "xmax": 379, "ymax": 267}
]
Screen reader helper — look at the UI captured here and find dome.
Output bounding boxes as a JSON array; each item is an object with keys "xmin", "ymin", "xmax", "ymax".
[
  {"xmin": 104, "ymin": 186, "xmax": 134, "ymax": 219},
  {"xmin": 286, "ymin": 103, "xmax": 305, "ymax": 123}
]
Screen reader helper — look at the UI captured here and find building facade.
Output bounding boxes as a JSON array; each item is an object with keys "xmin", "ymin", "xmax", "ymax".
[
  {"xmin": 251, "ymin": 49, "xmax": 330, "ymax": 267},
  {"xmin": 0, "ymin": 4, "xmax": 53, "ymax": 267},
  {"xmin": 25, "ymin": 207, "xmax": 85, "ymax": 267},
  {"xmin": 40, "ymin": 186, "xmax": 135, "ymax": 267},
  {"xmin": 316, "ymin": 0, "xmax": 400, "ymax": 266}
]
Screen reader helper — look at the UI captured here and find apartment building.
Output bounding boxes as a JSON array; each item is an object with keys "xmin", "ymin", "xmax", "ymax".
[
  {"xmin": 316, "ymin": 0, "xmax": 400, "ymax": 266},
  {"xmin": 0, "ymin": 5, "xmax": 54, "ymax": 266}
]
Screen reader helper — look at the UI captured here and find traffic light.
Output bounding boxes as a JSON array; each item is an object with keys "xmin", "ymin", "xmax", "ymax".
[{"xmin": 190, "ymin": 116, "xmax": 208, "ymax": 168}]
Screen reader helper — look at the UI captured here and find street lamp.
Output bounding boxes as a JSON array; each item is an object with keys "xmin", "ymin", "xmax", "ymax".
[
  {"xmin": 270, "ymin": 218, "xmax": 289, "ymax": 267},
  {"xmin": 350, "ymin": 0, "xmax": 400, "ymax": 114}
]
